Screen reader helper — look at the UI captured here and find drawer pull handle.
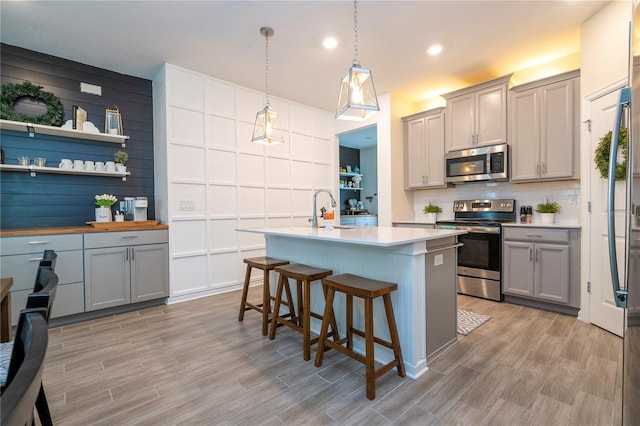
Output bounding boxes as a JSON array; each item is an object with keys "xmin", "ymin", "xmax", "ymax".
[
  {"xmin": 27, "ymin": 241, "xmax": 51, "ymax": 245},
  {"xmin": 28, "ymin": 257, "xmax": 44, "ymax": 262},
  {"xmin": 122, "ymin": 235, "xmax": 138, "ymax": 239},
  {"xmin": 525, "ymin": 234, "xmax": 542, "ymax": 238}
]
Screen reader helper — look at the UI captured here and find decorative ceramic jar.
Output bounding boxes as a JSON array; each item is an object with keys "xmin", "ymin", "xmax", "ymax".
[{"xmin": 95, "ymin": 206, "xmax": 112, "ymax": 222}]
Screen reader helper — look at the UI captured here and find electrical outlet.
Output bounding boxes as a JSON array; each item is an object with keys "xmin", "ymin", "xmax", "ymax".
[
  {"xmin": 179, "ymin": 201, "xmax": 195, "ymax": 211},
  {"xmin": 568, "ymin": 195, "xmax": 577, "ymax": 207},
  {"xmin": 434, "ymin": 254, "xmax": 443, "ymax": 266}
]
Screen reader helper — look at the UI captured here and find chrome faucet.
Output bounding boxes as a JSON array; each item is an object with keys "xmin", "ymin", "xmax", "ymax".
[{"xmin": 310, "ymin": 189, "xmax": 337, "ymax": 228}]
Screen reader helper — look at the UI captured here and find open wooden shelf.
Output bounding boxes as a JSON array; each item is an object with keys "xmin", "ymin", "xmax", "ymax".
[
  {"xmin": 0, "ymin": 164, "xmax": 130, "ymax": 181},
  {"xmin": 0, "ymin": 119, "xmax": 129, "ymax": 146}
]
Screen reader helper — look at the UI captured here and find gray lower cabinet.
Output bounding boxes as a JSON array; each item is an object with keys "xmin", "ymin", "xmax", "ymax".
[
  {"xmin": 503, "ymin": 226, "xmax": 580, "ymax": 310},
  {"xmin": 0, "ymin": 234, "xmax": 85, "ymax": 325},
  {"xmin": 84, "ymin": 230, "xmax": 169, "ymax": 311}
]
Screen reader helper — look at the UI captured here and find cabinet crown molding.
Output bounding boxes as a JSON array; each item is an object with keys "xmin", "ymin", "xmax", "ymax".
[
  {"xmin": 510, "ymin": 69, "xmax": 580, "ymax": 93},
  {"xmin": 442, "ymin": 74, "xmax": 513, "ymax": 100}
]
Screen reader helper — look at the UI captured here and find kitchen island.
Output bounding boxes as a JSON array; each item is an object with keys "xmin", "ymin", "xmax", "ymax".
[{"xmin": 236, "ymin": 225, "xmax": 466, "ymax": 379}]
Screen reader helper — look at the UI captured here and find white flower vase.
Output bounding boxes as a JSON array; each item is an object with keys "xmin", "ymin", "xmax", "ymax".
[
  {"xmin": 425, "ymin": 212, "xmax": 438, "ymax": 223},
  {"xmin": 95, "ymin": 206, "xmax": 113, "ymax": 222},
  {"xmin": 540, "ymin": 213, "xmax": 555, "ymax": 224}
]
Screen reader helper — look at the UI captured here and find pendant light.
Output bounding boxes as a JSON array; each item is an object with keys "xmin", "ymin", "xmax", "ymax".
[
  {"xmin": 336, "ymin": 0, "xmax": 380, "ymax": 121},
  {"xmin": 252, "ymin": 26, "xmax": 283, "ymax": 145}
]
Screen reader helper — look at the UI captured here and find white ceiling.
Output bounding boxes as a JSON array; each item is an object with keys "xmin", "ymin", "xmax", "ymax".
[{"xmin": 1, "ymin": 1, "xmax": 608, "ymax": 118}]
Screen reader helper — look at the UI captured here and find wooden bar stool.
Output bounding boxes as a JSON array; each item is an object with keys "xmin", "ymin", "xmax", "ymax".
[
  {"xmin": 315, "ymin": 273, "xmax": 406, "ymax": 400},
  {"xmin": 269, "ymin": 263, "xmax": 339, "ymax": 361},
  {"xmin": 238, "ymin": 256, "xmax": 290, "ymax": 336}
]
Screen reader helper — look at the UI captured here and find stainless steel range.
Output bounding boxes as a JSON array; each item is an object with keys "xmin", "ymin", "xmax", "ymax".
[{"xmin": 435, "ymin": 199, "xmax": 516, "ymax": 301}]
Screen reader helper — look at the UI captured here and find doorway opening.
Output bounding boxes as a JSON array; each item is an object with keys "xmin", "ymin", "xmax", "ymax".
[{"xmin": 338, "ymin": 125, "xmax": 378, "ymax": 226}]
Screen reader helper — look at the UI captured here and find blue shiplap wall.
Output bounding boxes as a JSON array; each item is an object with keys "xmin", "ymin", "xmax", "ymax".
[{"xmin": 1, "ymin": 44, "xmax": 155, "ymax": 229}]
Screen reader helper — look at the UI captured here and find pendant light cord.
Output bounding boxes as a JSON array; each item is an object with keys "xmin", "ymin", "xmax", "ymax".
[
  {"xmin": 265, "ymin": 30, "xmax": 271, "ymax": 106},
  {"xmin": 353, "ymin": 0, "xmax": 359, "ymax": 66}
]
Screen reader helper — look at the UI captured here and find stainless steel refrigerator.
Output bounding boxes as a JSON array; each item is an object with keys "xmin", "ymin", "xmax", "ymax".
[{"xmin": 609, "ymin": 1, "xmax": 640, "ymax": 423}]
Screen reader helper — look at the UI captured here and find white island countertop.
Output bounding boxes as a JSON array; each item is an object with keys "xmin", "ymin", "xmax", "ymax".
[{"xmin": 237, "ymin": 225, "xmax": 467, "ymax": 247}]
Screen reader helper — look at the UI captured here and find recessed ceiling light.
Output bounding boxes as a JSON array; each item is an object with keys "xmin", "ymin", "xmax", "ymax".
[
  {"xmin": 427, "ymin": 44, "xmax": 443, "ymax": 56},
  {"xmin": 323, "ymin": 37, "xmax": 338, "ymax": 49}
]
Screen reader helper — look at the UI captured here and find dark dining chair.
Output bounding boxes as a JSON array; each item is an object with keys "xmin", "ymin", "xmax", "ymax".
[
  {"xmin": 33, "ymin": 250, "xmax": 58, "ymax": 274},
  {"xmin": 0, "ymin": 268, "xmax": 58, "ymax": 425},
  {"xmin": 0, "ymin": 308, "xmax": 49, "ymax": 426}
]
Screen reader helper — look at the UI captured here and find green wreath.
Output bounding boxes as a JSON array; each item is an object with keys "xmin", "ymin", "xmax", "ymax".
[
  {"xmin": 595, "ymin": 127, "xmax": 628, "ymax": 181},
  {"xmin": 1, "ymin": 81, "xmax": 64, "ymax": 126}
]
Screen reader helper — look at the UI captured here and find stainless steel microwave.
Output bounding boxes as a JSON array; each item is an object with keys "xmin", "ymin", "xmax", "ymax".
[{"xmin": 444, "ymin": 144, "xmax": 509, "ymax": 184}]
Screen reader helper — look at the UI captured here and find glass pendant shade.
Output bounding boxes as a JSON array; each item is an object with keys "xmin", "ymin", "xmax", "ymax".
[
  {"xmin": 252, "ymin": 104, "xmax": 283, "ymax": 145},
  {"xmin": 335, "ymin": 0, "xmax": 380, "ymax": 121},
  {"xmin": 252, "ymin": 26, "xmax": 283, "ymax": 145},
  {"xmin": 336, "ymin": 63, "xmax": 379, "ymax": 120}
]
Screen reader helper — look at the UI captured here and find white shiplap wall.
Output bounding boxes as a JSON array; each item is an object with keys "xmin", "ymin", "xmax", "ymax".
[{"xmin": 153, "ymin": 64, "xmax": 335, "ymax": 302}]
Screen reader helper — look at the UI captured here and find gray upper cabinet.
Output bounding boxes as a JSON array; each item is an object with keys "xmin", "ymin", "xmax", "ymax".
[
  {"xmin": 402, "ymin": 107, "xmax": 446, "ymax": 189},
  {"xmin": 443, "ymin": 75, "xmax": 511, "ymax": 152},
  {"xmin": 509, "ymin": 70, "xmax": 580, "ymax": 182}
]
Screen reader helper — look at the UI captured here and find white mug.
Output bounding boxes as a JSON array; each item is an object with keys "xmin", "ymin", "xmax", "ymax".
[
  {"xmin": 73, "ymin": 160, "xmax": 84, "ymax": 170},
  {"xmin": 84, "ymin": 160, "xmax": 95, "ymax": 171},
  {"xmin": 59, "ymin": 159, "xmax": 72, "ymax": 169},
  {"xmin": 115, "ymin": 163, "xmax": 127, "ymax": 173},
  {"xmin": 95, "ymin": 161, "xmax": 105, "ymax": 171},
  {"xmin": 105, "ymin": 161, "xmax": 116, "ymax": 172}
]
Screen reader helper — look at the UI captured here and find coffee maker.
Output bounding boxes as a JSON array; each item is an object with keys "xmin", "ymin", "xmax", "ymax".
[{"xmin": 122, "ymin": 196, "xmax": 148, "ymax": 221}]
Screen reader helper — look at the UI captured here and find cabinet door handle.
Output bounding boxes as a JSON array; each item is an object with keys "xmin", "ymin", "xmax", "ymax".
[
  {"xmin": 27, "ymin": 241, "xmax": 51, "ymax": 245},
  {"xmin": 536, "ymin": 163, "xmax": 540, "ymax": 177},
  {"xmin": 541, "ymin": 162, "xmax": 546, "ymax": 175},
  {"xmin": 535, "ymin": 248, "xmax": 539, "ymax": 262},
  {"xmin": 131, "ymin": 247, "xmax": 135, "ymax": 261},
  {"xmin": 125, "ymin": 247, "xmax": 129, "ymax": 261},
  {"xmin": 28, "ymin": 257, "xmax": 44, "ymax": 262},
  {"xmin": 529, "ymin": 247, "xmax": 533, "ymax": 261}
]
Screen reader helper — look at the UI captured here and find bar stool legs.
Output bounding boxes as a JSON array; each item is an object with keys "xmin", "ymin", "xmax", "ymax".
[
  {"xmin": 269, "ymin": 263, "xmax": 339, "ymax": 361},
  {"xmin": 315, "ymin": 273, "xmax": 405, "ymax": 400},
  {"xmin": 238, "ymin": 257, "xmax": 289, "ymax": 336}
]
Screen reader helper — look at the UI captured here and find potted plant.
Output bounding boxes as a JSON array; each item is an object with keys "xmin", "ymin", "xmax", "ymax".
[
  {"xmin": 114, "ymin": 150, "xmax": 128, "ymax": 173},
  {"xmin": 423, "ymin": 203, "xmax": 442, "ymax": 223},
  {"xmin": 94, "ymin": 193, "xmax": 118, "ymax": 222},
  {"xmin": 535, "ymin": 200, "xmax": 560, "ymax": 224}
]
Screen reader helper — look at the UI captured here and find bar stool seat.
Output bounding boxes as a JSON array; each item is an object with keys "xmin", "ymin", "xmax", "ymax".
[
  {"xmin": 315, "ymin": 273, "xmax": 406, "ymax": 400},
  {"xmin": 238, "ymin": 256, "xmax": 290, "ymax": 336},
  {"xmin": 269, "ymin": 263, "xmax": 339, "ymax": 361}
]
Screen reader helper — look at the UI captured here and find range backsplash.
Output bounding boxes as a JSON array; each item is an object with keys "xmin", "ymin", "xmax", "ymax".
[{"xmin": 412, "ymin": 180, "xmax": 580, "ymax": 223}]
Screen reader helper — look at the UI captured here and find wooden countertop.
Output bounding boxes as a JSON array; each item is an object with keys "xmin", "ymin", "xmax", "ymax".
[{"xmin": 0, "ymin": 221, "xmax": 168, "ymax": 237}]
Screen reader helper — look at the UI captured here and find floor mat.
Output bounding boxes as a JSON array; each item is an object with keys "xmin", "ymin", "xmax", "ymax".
[{"xmin": 457, "ymin": 309, "xmax": 491, "ymax": 335}]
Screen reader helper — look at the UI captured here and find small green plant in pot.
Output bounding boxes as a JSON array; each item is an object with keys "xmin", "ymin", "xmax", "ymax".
[
  {"xmin": 535, "ymin": 200, "xmax": 560, "ymax": 224},
  {"xmin": 114, "ymin": 150, "xmax": 128, "ymax": 173},
  {"xmin": 423, "ymin": 203, "xmax": 442, "ymax": 223}
]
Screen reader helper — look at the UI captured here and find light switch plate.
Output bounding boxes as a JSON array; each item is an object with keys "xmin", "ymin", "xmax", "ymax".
[{"xmin": 434, "ymin": 254, "xmax": 443, "ymax": 266}]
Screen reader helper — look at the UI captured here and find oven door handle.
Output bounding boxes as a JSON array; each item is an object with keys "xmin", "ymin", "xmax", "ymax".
[{"xmin": 425, "ymin": 243, "xmax": 464, "ymax": 254}]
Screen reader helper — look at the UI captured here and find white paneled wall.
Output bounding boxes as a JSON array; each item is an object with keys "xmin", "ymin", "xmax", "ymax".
[{"xmin": 154, "ymin": 64, "xmax": 335, "ymax": 302}]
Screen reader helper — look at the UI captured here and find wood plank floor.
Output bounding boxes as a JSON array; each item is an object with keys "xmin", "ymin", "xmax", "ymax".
[{"xmin": 42, "ymin": 289, "xmax": 622, "ymax": 425}]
